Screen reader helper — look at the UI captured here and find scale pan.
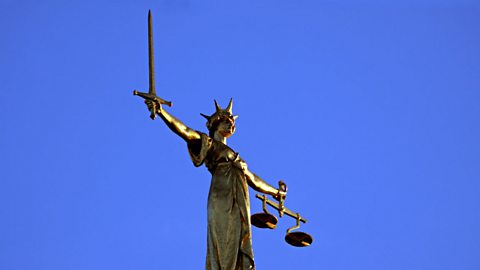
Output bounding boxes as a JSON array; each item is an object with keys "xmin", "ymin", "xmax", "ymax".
[
  {"xmin": 251, "ymin": 213, "xmax": 278, "ymax": 229},
  {"xmin": 285, "ymin": 232, "xmax": 313, "ymax": 247}
]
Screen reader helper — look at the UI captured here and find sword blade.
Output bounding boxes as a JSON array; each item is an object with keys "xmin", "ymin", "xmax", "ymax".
[{"xmin": 148, "ymin": 10, "xmax": 156, "ymax": 96}]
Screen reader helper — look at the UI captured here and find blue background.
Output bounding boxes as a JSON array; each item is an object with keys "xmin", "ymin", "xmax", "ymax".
[{"xmin": 1, "ymin": 0, "xmax": 479, "ymax": 269}]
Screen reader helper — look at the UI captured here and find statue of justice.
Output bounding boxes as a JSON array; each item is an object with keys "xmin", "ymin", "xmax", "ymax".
[{"xmin": 134, "ymin": 11, "xmax": 312, "ymax": 270}]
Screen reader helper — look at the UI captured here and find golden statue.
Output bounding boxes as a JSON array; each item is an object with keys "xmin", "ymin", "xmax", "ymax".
[
  {"xmin": 134, "ymin": 10, "xmax": 311, "ymax": 270},
  {"xmin": 151, "ymin": 98, "xmax": 286, "ymax": 269}
]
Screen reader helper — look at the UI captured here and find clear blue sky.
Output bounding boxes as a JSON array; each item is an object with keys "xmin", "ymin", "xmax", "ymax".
[{"xmin": 1, "ymin": 0, "xmax": 479, "ymax": 269}]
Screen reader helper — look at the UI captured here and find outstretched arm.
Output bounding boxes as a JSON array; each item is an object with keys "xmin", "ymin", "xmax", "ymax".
[
  {"xmin": 241, "ymin": 163, "xmax": 286, "ymax": 200},
  {"xmin": 146, "ymin": 101, "xmax": 201, "ymax": 143}
]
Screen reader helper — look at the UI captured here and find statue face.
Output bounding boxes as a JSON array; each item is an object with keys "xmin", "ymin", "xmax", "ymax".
[{"xmin": 217, "ymin": 117, "xmax": 236, "ymax": 138}]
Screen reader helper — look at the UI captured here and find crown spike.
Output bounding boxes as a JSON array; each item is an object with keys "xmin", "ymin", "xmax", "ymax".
[
  {"xmin": 233, "ymin": 115, "xmax": 239, "ymax": 120},
  {"xmin": 214, "ymin": 99, "xmax": 222, "ymax": 112},
  {"xmin": 226, "ymin": 98, "xmax": 233, "ymax": 114},
  {"xmin": 200, "ymin": 113, "xmax": 211, "ymax": 120}
]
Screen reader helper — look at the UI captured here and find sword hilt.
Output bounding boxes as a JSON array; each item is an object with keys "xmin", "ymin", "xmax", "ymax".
[
  {"xmin": 133, "ymin": 90, "xmax": 173, "ymax": 120},
  {"xmin": 149, "ymin": 103, "xmax": 157, "ymax": 120}
]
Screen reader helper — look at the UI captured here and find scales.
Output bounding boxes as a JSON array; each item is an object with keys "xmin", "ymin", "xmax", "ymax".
[{"xmin": 251, "ymin": 181, "xmax": 313, "ymax": 247}]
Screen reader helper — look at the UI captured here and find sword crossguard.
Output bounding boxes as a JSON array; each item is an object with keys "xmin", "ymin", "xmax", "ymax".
[{"xmin": 133, "ymin": 90, "xmax": 172, "ymax": 120}]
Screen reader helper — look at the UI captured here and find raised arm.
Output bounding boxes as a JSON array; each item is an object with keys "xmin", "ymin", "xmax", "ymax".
[{"xmin": 146, "ymin": 101, "xmax": 201, "ymax": 143}]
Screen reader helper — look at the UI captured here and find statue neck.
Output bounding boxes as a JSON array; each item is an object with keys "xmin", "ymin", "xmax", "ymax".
[{"xmin": 213, "ymin": 132, "xmax": 227, "ymax": 145}]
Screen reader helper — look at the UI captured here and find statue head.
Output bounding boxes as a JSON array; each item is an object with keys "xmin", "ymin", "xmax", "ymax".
[{"xmin": 201, "ymin": 98, "xmax": 239, "ymax": 138}]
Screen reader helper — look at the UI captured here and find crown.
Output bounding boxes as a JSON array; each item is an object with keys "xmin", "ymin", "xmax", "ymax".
[{"xmin": 200, "ymin": 98, "xmax": 239, "ymax": 130}]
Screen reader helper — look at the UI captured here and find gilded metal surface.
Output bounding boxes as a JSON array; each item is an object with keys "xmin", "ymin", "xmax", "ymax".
[
  {"xmin": 144, "ymin": 97, "xmax": 286, "ymax": 269},
  {"xmin": 251, "ymin": 194, "xmax": 313, "ymax": 247},
  {"xmin": 134, "ymin": 10, "xmax": 311, "ymax": 269},
  {"xmin": 151, "ymin": 99, "xmax": 284, "ymax": 269},
  {"xmin": 252, "ymin": 192, "xmax": 313, "ymax": 247},
  {"xmin": 254, "ymin": 194, "xmax": 307, "ymax": 223},
  {"xmin": 133, "ymin": 10, "xmax": 172, "ymax": 120},
  {"xmin": 251, "ymin": 195, "xmax": 278, "ymax": 229},
  {"xmin": 285, "ymin": 232, "xmax": 313, "ymax": 247},
  {"xmin": 284, "ymin": 214, "xmax": 313, "ymax": 247}
]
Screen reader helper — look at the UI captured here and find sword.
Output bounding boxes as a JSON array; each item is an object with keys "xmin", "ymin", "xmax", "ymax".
[{"xmin": 133, "ymin": 10, "xmax": 172, "ymax": 120}]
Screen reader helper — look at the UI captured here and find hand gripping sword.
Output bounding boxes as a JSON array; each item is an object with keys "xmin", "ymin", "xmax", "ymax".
[{"xmin": 133, "ymin": 10, "xmax": 172, "ymax": 120}]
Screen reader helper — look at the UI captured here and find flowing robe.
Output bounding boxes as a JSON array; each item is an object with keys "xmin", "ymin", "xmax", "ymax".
[{"xmin": 188, "ymin": 132, "xmax": 255, "ymax": 270}]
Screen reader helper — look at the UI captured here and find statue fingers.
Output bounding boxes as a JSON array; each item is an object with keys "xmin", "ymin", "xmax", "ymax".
[
  {"xmin": 274, "ymin": 189, "xmax": 287, "ymax": 201},
  {"xmin": 144, "ymin": 100, "xmax": 156, "ymax": 111}
]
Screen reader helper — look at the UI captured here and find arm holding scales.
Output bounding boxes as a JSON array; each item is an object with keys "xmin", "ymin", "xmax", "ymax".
[{"xmin": 245, "ymin": 171, "xmax": 280, "ymax": 196}]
